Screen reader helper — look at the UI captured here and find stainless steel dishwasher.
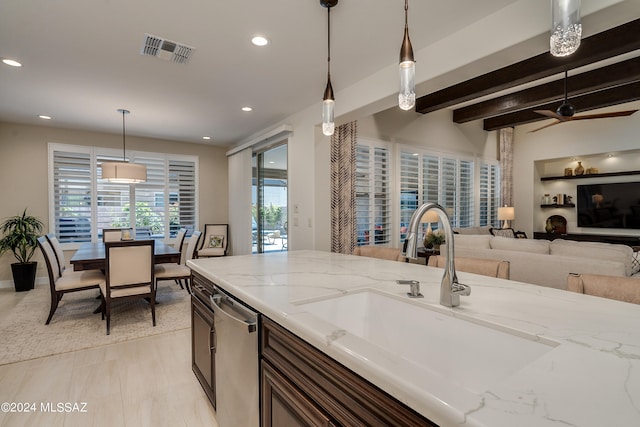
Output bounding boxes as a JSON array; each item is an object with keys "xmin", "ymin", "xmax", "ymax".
[{"xmin": 210, "ymin": 285, "xmax": 259, "ymax": 427}]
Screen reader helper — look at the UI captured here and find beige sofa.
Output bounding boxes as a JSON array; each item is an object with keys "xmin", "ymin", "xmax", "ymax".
[
  {"xmin": 449, "ymin": 235, "xmax": 640, "ymax": 290},
  {"xmin": 567, "ymin": 273, "xmax": 640, "ymax": 304},
  {"xmin": 352, "ymin": 246, "xmax": 406, "ymax": 262},
  {"xmin": 427, "ymin": 255, "xmax": 510, "ymax": 280}
]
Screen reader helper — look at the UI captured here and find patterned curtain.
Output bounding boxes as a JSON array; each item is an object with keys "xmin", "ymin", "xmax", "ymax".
[
  {"xmin": 499, "ymin": 127, "xmax": 514, "ymax": 207},
  {"xmin": 330, "ymin": 121, "xmax": 358, "ymax": 254}
]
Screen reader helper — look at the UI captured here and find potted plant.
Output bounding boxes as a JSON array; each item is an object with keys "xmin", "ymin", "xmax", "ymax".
[
  {"xmin": 0, "ymin": 209, "xmax": 44, "ymax": 292},
  {"xmin": 424, "ymin": 230, "xmax": 446, "ymax": 251}
]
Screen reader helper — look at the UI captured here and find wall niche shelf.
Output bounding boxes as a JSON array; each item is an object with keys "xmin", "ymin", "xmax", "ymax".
[
  {"xmin": 540, "ymin": 203, "xmax": 575, "ymax": 208},
  {"xmin": 541, "ymin": 170, "xmax": 640, "ymax": 181}
]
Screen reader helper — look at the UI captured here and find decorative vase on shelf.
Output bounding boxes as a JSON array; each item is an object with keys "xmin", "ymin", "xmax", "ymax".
[{"xmin": 574, "ymin": 161, "xmax": 584, "ymax": 176}]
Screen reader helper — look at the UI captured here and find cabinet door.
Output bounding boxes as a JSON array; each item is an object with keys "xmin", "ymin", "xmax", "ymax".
[
  {"xmin": 191, "ymin": 295, "xmax": 216, "ymax": 407},
  {"xmin": 262, "ymin": 360, "xmax": 335, "ymax": 427}
]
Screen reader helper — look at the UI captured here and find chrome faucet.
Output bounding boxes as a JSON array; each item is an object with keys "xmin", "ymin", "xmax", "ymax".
[{"xmin": 401, "ymin": 203, "xmax": 471, "ymax": 307}]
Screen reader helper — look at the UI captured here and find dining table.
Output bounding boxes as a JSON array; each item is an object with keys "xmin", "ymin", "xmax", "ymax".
[{"xmin": 70, "ymin": 240, "xmax": 180, "ymax": 271}]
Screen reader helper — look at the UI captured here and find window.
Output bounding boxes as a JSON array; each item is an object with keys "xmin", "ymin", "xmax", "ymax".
[
  {"xmin": 355, "ymin": 140, "xmax": 390, "ymax": 246},
  {"xmin": 49, "ymin": 143, "xmax": 197, "ymax": 243},
  {"xmin": 479, "ymin": 162, "xmax": 500, "ymax": 227},
  {"xmin": 399, "ymin": 148, "xmax": 481, "ymax": 245}
]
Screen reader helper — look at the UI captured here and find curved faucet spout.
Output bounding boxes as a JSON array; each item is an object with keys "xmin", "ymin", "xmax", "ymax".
[{"xmin": 401, "ymin": 203, "xmax": 470, "ymax": 307}]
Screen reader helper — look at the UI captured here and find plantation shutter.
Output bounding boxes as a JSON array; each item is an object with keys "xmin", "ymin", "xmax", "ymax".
[
  {"xmin": 168, "ymin": 159, "xmax": 197, "ymax": 237},
  {"xmin": 52, "ymin": 150, "xmax": 92, "ymax": 243},
  {"xmin": 355, "ymin": 142, "xmax": 390, "ymax": 245},
  {"xmin": 96, "ymin": 155, "xmax": 132, "ymax": 236},
  {"xmin": 480, "ymin": 162, "xmax": 500, "ymax": 227},
  {"xmin": 399, "ymin": 152, "xmax": 420, "ymax": 244},
  {"xmin": 133, "ymin": 156, "xmax": 165, "ymax": 238},
  {"xmin": 458, "ymin": 160, "xmax": 474, "ymax": 228}
]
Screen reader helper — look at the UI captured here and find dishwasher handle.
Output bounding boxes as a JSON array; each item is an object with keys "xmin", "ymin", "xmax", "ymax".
[{"xmin": 210, "ymin": 293, "xmax": 257, "ymax": 333}]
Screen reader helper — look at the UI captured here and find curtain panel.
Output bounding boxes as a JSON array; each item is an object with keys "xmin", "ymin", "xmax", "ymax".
[
  {"xmin": 330, "ymin": 122, "xmax": 358, "ymax": 254},
  {"xmin": 499, "ymin": 127, "xmax": 514, "ymax": 208}
]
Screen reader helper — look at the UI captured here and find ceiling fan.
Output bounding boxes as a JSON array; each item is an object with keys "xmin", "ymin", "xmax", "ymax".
[{"xmin": 530, "ymin": 70, "xmax": 638, "ymax": 132}]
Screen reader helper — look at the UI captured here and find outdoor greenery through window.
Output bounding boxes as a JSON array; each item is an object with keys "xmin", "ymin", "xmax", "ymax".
[{"xmin": 49, "ymin": 143, "xmax": 197, "ymax": 243}]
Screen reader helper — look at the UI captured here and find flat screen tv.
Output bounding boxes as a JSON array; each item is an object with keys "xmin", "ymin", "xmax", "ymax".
[{"xmin": 576, "ymin": 182, "xmax": 640, "ymax": 229}]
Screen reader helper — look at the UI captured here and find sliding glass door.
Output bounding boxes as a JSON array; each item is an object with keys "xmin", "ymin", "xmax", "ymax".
[{"xmin": 252, "ymin": 144, "xmax": 288, "ymax": 253}]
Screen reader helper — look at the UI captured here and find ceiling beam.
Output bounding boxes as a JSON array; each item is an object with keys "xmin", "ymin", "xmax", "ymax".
[
  {"xmin": 483, "ymin": 81, "xmax": 640, "ymax": 131},
  {"xmin": 453, "ymin": 57, "xmax": 640, "ymax": 123},
  {"xmin": 415, "ymin": 18, "xmax": 640, "ymax": 115}
]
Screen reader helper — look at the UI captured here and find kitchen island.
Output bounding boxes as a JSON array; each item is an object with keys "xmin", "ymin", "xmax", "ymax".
[{"xmin": 188, "ymin": 250, "xmax": 640, "ymax": 427}]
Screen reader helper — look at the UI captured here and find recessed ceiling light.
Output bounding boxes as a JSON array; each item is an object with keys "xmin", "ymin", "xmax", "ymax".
[
  {"xmin": 251, "ymin": 35, "xmax": 269, "ymax": 47},
  {"xmin": 241, "ymin": 106, "xmax": 253, "ymax": 112},
  {"xmin": 2, "ymin": 58, "xmax": 22, "ymax": 67},
  {"xmin": 202, "ymin": 136, "xmax": 212, "ymax": 140},
  {"xmin": 38, "ymin": 115, "xmax": 52, "ymax": 120}
]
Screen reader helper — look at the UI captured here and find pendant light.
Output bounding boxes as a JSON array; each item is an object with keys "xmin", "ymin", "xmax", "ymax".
[
  {"xmin": 101, "ymin": 109, "xmax": 147, "ymax": 183},
  {"xmin": 321, "ymin": 0, "xmax": 338, "ymax": 136},
  {"xmin": 550, "ymin": 0, "xmax": 582, "ymax": 57},
  {"xmin": 398, "ymin": 0, "xmax": 415, "ymax": 111}
]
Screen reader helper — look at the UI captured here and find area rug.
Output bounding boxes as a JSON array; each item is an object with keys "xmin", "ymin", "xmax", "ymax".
[{"xmin": 0, "ymin": 282, "xmax": 191, "ymax": 366}]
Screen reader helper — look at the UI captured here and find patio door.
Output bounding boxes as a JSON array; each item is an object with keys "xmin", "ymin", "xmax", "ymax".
[{"xmin": 252, "ymin": 143, "xmax": 288, "ymax": 254}]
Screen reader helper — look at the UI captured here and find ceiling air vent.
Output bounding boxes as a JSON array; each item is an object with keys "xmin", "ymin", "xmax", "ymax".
[{"xmin": 140, "ymin": 33, "xmax": 194, "ymax": 65}]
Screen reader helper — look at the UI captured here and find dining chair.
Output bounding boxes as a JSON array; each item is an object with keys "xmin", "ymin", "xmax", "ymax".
[
  {"xmin": 196, "ymin": 224, "xmax": 228, "ymax": 257},
  {"xmin": 155, "ymin": 230, "xmax": 201, "ymax": 294},
  {"xmin": 37, "ymin": 236, "xmax": 106, "ymax": 325},
  {"xmin": 45, "ymin": 233, "xmax": 67, "ymax": 277},
  {"xmin": 153, "ymin": 227, "xmax": 187, "ymax": 290},
  {"xmin": 102, "ymin": 228, "xmax": 133, "ymax": 242},
  {"xmin": 101, "ymin": 239, "xmax": 155, "ymax": 335}
]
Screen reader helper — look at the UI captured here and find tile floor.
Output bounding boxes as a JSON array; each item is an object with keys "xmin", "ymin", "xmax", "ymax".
[{"xmin": 0, "ymin": 289, "xmax": 218, "ymax": 427}]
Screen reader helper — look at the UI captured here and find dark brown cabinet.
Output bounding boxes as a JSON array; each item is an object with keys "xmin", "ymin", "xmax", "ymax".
[
  {"xmin": 191, "ymin": 294, "xmax": 216, "ymax": 407},
  {"xmin": 260, "ymin": 317, "xmax": 437, "ymax": 427}
]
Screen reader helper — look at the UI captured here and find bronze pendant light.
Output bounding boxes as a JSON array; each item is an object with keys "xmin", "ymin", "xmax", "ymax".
[
  {"xmin": 320, "ymin": 0, "xmax": 338, "ymax": 136},
  {"xmin": 398, "ymin": 0, "xmax": 415, "ymax": 110}
]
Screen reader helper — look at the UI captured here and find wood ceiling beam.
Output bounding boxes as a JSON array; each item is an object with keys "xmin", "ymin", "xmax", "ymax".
[
  {"xmin": 482, "ymin": 81, "xmax": 640, "ymax": 131},
  {"xmin": 415, "ymin": 18, "xmax": 640, "ymax": 115},
  {"xmin": 453, "ymin": 57, "xmax": 640, "ymax": 123}
]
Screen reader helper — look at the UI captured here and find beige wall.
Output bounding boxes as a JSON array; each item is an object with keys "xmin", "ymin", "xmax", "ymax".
[{"xmin": 0, "ymin": 121, "xmax": 228, "ymax": 284}]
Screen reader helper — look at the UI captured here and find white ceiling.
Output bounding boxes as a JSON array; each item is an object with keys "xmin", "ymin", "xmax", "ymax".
[{"xmin": 0, "ymin": 1, "xmax": 635, "ymax": 147}]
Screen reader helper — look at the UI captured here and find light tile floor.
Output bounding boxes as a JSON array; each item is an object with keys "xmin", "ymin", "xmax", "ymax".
[{"xmin": 0, "ymin": 290, "xmax": 218, "ymax": 427}]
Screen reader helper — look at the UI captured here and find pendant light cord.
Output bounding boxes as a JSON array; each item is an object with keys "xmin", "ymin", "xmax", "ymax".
[
  {"xmin": 121, "ymin": 109, "xmax": 126, "ymax": 161},
  {"xmin": 563, "ymin": 70, "xmax": 568, "ymax": 102},
  {"xmin": 327, "ymin": 6, "xmax": 331, "ymax": 78},
  {"xmin": 404, "ymin": 0, "xmax": 408, "ymax": 30}
]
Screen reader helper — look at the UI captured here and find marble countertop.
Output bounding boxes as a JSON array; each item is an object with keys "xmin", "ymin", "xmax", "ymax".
[{"xmin": 188, "ymin": 250, "xmax": 640, "ymax": 427}]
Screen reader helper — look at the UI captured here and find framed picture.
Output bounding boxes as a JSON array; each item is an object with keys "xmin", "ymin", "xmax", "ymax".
[{"xmin": 514, "ymin": 231, "xmax": 528, "ymax": 239}]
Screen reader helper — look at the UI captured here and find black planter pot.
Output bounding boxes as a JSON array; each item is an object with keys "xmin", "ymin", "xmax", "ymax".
[{"xmin": 11, "ymin": 262, "xmax": 37, "ymax": 292}]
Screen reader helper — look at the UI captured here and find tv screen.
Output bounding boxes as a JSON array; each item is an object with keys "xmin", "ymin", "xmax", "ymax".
[{"xmin": 576, "ymin": 182, "xmax": 640, "ymax": 229}]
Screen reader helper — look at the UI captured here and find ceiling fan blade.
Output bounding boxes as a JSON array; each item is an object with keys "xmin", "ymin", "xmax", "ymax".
[
  {"xmin": 570, "ymin": 110, "xmax": 639, "ymax": 120},
  {"xmin": 528, "ymin": 120, "xmax": 561, "ymax": 133},
  {"xmin": 534, "ymin": 110, "xmax": 565, "ymax": 120}
]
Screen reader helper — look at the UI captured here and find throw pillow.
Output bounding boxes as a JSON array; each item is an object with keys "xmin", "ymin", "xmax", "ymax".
[
  {"xmin": 490, "ymin": 228, "xmax": 515, "ymax": 238},
  {"xmin": 632, "ymin": 249, "xmax": 640, "ymax": 275},
  {"xmin": 209, "ymin": 235, "xmax": 224, "ymax": 248}
]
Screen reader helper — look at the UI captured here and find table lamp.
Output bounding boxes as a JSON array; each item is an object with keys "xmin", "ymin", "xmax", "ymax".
[{"xmin": 498, "ymin": 206, "xmax": 515, "ymax": 229}]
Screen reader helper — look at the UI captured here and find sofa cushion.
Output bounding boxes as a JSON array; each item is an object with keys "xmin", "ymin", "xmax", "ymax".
[
  {"xmin": 550, "ymin": 239, "xmax": 634, "ymax": 276},
  {"xmin": 490, "ymin": 236, "xmax": 550, "ymax": 254},
  {"xmin": 453, "ymin": 226, "xmax": 492, "ymax": 235},
  {"xmin": 490, "ymin": 228, "xmax": 515, "ymax": 238},
  {"xmin": 453, "ymin": 234, "xmax": 491, "ymax": 249}
]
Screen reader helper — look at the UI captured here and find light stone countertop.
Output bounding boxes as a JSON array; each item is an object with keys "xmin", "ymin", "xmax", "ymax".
[{"xmin": 188, "ymin": 250, "xmax": 640, "ymax": 427}]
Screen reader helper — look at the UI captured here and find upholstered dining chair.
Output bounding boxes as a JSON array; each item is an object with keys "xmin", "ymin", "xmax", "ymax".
[
  {"xmin": 102, "ymin": 228, "xmax": 132, "ymax": 242},
  {"xmin": 154, "ymin": 227, "xmax": 188, "ymax": 290},
  {"xmin": 196, "ymin": 224, "xmax": 228, "ymax": 258},
  {"xmin": 45, "ymin": 233, "xmax": 68, "ymax": 277},
  {"xmin": 37, "ymin": 236, "xmax": 106, "ymax": 325},
  {"xmin": 155, "ymin": 230, "xmax": 201, "ymax": 294},
  {"xmin": 101, "ymin": 239, "xmax": 155, "ymax": 335}
]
